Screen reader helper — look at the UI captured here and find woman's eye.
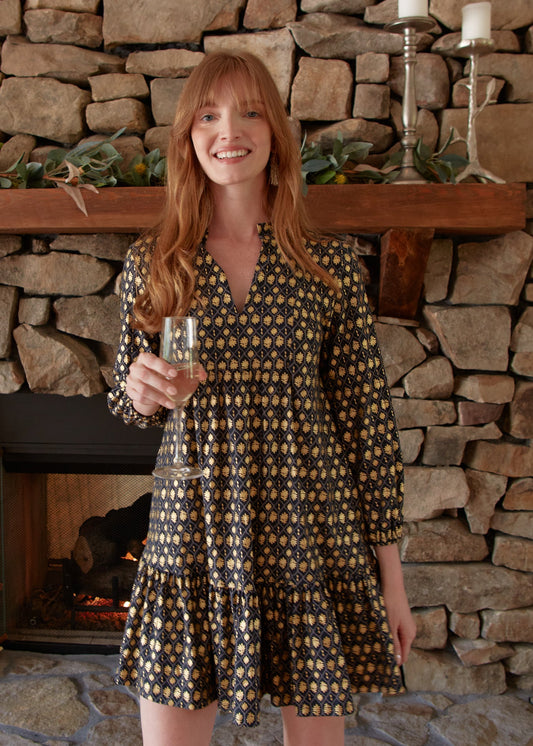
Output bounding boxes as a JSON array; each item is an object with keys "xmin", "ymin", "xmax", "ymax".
[
  {"xmin": 200, "ymin": 113, "xmax": 214, "ymax": 122},
  {"xmin": 246, "ymin": 110, "xmax": 259, "ymax": 118}
]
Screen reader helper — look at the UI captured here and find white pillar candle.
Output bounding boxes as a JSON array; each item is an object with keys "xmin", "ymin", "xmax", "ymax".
[
  {"xmin": 462, "ymin": 2, "xmax": 491, "ymax": 41},
  {"xmin": 398, "ymin": 0, "xmax": 428, "ymax": 16}
]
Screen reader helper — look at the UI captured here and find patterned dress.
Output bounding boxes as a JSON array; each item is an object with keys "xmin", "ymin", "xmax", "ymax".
[{"xmin": 108, "ymin": 223, "xmax": 404, "ymax": 727}]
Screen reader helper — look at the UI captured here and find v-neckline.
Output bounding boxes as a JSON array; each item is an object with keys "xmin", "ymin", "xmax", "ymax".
[{"xmin": 201, "ymin": 224, "xmax": 268, "ymax": 315}]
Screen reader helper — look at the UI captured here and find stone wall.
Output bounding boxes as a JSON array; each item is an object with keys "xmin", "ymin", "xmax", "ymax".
[{"xmin": 1, "ymin": 0, "xmax": 533, "ymax": 698}]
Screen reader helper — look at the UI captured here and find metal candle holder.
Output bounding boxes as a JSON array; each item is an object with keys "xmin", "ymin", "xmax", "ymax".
[
  {"xmin": 385, "ymin": 16, "xmax": 435, "ymax": 183},
  {"xmin": 453, "ymin": 37, "xmax": 504, "ymax": 183}
]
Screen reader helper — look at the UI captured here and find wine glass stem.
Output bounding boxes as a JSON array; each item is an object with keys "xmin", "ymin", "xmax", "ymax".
[{"xmin": 173, "ymin": 405, "xmax": 185, "ymax": 466}]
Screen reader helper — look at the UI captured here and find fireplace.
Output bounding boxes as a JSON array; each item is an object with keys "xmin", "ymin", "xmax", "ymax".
[{"xmin": 0, "ymin": 392, "xmax": 161, "ymax": 651}]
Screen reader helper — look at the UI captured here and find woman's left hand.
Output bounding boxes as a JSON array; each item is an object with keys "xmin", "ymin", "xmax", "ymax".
[
  {"xmin": 374, "ymin": 543, "xmax": 417, "ymax": 666},
  {"xmin": 381, "ymin": 583, "xmax": 417, "ymax": 666}
]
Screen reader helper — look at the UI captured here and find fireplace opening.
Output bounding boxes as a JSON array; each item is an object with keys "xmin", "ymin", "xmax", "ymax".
[
  {"xmin": 2, "ymin": 471, "xmax": 154, "ymax": 651},
  {"xmin": 0, "ymin": 392, "xmax": 162, "ymax": 652},
  {"xmin": 2, "ymin": 472, "xmax": 154, "ymax": 651}
]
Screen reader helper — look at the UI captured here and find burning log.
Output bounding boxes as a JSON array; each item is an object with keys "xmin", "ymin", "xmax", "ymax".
[
  {"xmin": 76, "ymin": 559, "xmax": 139, "ymax": 600},
  {"xmin": 72, "ymin": 492, "xmax": 151, "ymax": 574}
]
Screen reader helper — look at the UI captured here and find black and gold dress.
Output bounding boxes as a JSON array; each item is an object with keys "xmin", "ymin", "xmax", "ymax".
[{"xmin": 108, "ymin": 224, "xmax": 404, "ymax": 727}]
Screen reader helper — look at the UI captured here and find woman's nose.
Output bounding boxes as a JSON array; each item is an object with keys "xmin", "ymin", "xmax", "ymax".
[{"xmin": 219, "ymin": 110, "xmax": 242, "ymax": 139}]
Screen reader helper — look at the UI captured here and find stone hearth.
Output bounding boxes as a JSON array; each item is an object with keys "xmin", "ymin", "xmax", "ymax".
[{"xmin": 0, "ymin": 649, "xmax": 531, "ymax": 745}]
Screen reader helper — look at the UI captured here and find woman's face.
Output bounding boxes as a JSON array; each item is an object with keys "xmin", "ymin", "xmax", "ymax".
[{"xmin": 190, "ymin": 78, "xmax": 273, "ymax": 191}]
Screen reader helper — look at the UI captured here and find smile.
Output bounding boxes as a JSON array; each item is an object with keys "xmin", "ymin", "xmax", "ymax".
[{"xmin": 214, "ymin": 149, "xmax": 250, "ymax": 160}]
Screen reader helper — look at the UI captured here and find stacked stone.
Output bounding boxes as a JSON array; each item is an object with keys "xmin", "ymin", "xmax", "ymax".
[
  {"xmin": 380, "ymin": 228, "xmax": 533, "ymax": 695},
  {"xmin": 0, "ymin": 0, "xmax": 533, "ymax": 699},
  {"xmin": 0, "ymin": 0, "xmax": 533, "ymax": 178},
  {"xmin": 0, "ymin": 233, "xmax": 133, "ymax": 395}
]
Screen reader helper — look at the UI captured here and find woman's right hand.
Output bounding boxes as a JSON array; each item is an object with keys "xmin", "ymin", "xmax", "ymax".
[{"xmin": 125, "ymin": 351, "xmax": 206, "ymax": 416}]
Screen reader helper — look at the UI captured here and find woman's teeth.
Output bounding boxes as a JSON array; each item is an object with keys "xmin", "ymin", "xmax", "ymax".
[{"xmin": 215, "ymin": 150, "xmax": 248, "ymax": 159}]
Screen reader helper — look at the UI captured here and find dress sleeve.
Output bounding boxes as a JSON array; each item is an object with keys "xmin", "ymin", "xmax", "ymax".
[
  {"xmin": 107, "ymin": 238, "xmax": 167, "ymax": 429},
  {"xmin": 320, "ymin": 244, "xmax": 404, "ymax": 546}
]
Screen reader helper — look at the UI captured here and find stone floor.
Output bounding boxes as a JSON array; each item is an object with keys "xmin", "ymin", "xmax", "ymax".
[{"xmin": 0, "ymin": 646, "xmax": 531, "ymax": 745}]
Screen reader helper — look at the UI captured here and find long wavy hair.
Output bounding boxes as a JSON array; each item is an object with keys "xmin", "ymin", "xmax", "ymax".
[{"xmin": 134, "ymin": 51, "xmax": 337, "ymax": 333}]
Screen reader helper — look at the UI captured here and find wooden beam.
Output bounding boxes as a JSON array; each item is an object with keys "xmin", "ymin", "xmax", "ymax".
[
  {"xmin": 0, "ymin": 186, "xmax": 164, "ymax": 234},
  {"xmin": 379, "ymin": 228, "xmax": 435, "ymax": 319},
  {"xmin": 0, "ymin": 183, "xmax": 526, "ymax": 234},
  {"xmin": 304, "ymin": 183, "xmax": 526, "ymax": 235}
]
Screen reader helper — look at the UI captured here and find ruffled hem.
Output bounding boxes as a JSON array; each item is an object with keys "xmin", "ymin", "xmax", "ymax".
[{"xmin": 116, "ymin": 562, "xmax": 403, "ymax": 727}]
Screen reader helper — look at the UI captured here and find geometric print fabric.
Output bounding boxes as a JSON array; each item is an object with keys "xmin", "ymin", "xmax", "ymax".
[{"xmin": 108, "ymin": 224, "xmax": 404, "ymax": 726}]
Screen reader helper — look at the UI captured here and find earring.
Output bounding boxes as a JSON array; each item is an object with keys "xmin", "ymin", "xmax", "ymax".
[{"xmin": 269, "ymin": 154, "xmax": 279, "ymax": 186}]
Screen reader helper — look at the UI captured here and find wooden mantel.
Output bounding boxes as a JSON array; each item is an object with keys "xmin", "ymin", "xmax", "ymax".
[
  {"xmin": 0, "ymin": 183, "xmax": 524, "ymax": 234},
  {"xmin": 0, "ymin": 183, "xmax": 526, "ymax": 318}
]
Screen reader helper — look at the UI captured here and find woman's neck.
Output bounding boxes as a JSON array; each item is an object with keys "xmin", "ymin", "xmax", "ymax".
[{"xmin": 208, "ymin": 181, "xmax": 268, "ymax": 242}]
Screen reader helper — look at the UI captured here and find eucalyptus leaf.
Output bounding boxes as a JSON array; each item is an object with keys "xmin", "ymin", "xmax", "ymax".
[
  {"xmin": 145, "ymin": 149, "xmax": 161, "ymax": 168},
  {"xmin": 332, "ymin": 134, "xmax": 343, "ymax": 162},
  {"xmin": 433, "ymin": 162, "xmax": 451, "ymax": 183},
  {"xmin": 99, "ymin": 143, "xmax": 123, "ymax": 159},
  {"xmin": 416, "ymin": 139, "xmax": 432, "ymax": 161},
  {"xmin": 56, "ymin": 181, "xmax": 89, "ymax": 216},
  {"xmin": 384, "ymin": 150, "xmax": 403, "ymax": 167},
  {"xmin": 45, "ymin": 148, "xmax": 68, "ymax": 165},
  {"xmin": 344, "ymin": 142, "xmax": 372, "ymax": 161},
  {"xmin": 302, "ymin": 158, "xmax": 330, "ymax": 174},
  {"xmin": 25, "ymin": 162, "xmax": 45, "ymax": 185},
  {"xmin": 5, "ymin": 155, "xmax": 24, "ymax": 174},
  {"xmin": 314, "ymin": 168, "xmax": 336, "ymax": 184},
  {"xmin": 153, "ymin": 159, "xmax": 167, "ymax": 179},
  {"xmin": 15, "ymin": 163, "xmax": 28, "ymax": 183},
  {"xmin": 441, "ymin": 153, "xmax": 469, "ymax": 167}
]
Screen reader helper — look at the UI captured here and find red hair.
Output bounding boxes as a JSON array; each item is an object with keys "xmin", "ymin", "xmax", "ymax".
[{"xmin": 134, "ymin": 51, "xmax": 336, "ymax": 332}]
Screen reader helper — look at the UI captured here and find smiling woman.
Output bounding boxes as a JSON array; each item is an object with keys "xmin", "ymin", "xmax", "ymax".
[
  {"xmin": 133, "ymin": 51, "xmax": 338, "ymax": 331},
  {"xmin": 107, "ymin": 50, "xmax": 415, "ymax": 746}
]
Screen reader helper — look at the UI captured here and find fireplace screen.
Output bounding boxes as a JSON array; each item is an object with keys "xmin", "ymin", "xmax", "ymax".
[
  {"xmin": 2, "ymin": 471, "xmax": 154, "ymax": 639},
  {"xmin": 47, "ymin": 473, "xmax": 153, "ymax": 560}
]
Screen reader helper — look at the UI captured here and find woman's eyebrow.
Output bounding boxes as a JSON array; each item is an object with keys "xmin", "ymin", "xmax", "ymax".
[{"xmin": 198, "ymin": 97, "xmax": 264, "ymax": 108}]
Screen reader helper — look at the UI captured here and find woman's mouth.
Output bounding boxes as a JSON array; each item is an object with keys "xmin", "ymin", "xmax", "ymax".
[{"xmin": 214, "ymin": 149, "xmax": 250, "ymax": 160}]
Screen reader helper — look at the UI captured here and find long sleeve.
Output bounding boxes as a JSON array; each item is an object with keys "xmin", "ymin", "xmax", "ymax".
[
  {"xmin": 320, "ymin": 245, "xmax": 404, "ymax": 546},
  {"xmin": 107, "ymin": 237, "xmax": 167, "ymax": 429}
]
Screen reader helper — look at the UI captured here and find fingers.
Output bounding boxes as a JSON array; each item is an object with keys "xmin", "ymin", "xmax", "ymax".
[
  {"xmin": 392, "ymin": 631, "xmax": 403, "ymax": 666},
  {"xmin": 126, "ymin": 353, "xmax": 207, "ymax": 413},
  {"xmin": 137, "ymin": 350, "xmax": 177, "ymax": 380},
  {"xmin": 379, "ymin": 573, "xmax": 417, "ymax": 669},
  {"xmin": 392, "ymin": 616, "xmax": 417, "ymax": 667},
  {"xmin": 126, "ymin": 352, "xmax": 180, "ymax": 411}
]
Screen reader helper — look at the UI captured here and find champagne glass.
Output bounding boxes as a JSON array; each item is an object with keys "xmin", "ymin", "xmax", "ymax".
[{"xmin": 152, "ymin": 316, "xmax": 203, "ymax": 481}]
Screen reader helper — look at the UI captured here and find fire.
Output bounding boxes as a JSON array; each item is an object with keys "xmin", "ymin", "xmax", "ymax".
[{"xmin": 121, "ymin": 538, "xmax": 147, "ymax": 562}]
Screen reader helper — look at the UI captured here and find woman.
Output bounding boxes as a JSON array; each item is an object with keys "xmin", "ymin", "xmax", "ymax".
[{"xmin": 108, "ymin": 51, "xmax": 416, "ymax": 746}]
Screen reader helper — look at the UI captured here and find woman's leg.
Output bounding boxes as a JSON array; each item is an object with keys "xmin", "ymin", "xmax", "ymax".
[
  {"xmin": 281, "ymin": 706, "xmax": 345, "ymax": 746},
  {"xmin": 139, "ymin": 697, "xmax": 218, "ymax": 746}
]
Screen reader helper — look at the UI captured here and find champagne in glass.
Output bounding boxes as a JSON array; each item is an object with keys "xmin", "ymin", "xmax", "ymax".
[{"xmin": 152, "ymin": 316, "xmax": 203, "ymax": 481}]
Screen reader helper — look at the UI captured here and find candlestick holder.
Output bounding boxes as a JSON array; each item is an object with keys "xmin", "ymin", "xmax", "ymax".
[
  {"xmin": 385, "ymin": 17, "xmax": 435, "ymax": 183},
  {"xmin": 452, "ymin": 38, "xmax": 504, "ymax": 183}
]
